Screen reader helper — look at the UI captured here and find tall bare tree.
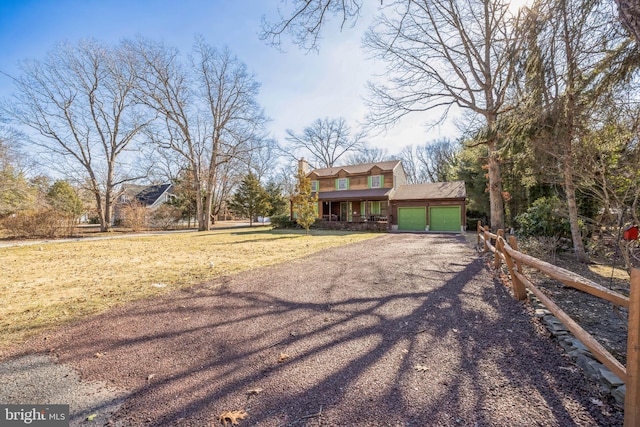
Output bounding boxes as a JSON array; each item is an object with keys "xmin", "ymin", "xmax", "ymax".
[
  {"xmin": 130, "ymin": 37, "xmax": 268, "ymax": 230},
  {"xmin": 284, "ymin": 117, "xmax": 366, "ymax": 168},
  {"xmin": 2, "ymin": 40, "xmax": 148, "ymax": 231},
  {"xmin": 363, "ymin": 0, "xmax": 523, "ymax": 230}
]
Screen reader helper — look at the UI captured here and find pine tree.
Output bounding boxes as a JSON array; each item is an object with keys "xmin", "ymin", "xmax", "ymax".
[{"xmin": 227, "ymin": 173, "xmax": 268, "ymax": 226}]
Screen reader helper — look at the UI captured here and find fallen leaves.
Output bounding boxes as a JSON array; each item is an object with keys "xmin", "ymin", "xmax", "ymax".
[
  {"xmin": 278, "ymin": 352, "xmax": 290, "ymax": 363},
  {"xmin": 414, "ymin": 364, "xmax": 430, "ymax": 372},
  {"xmin": 218, "ymin": 410, "xmax": 248, "ymax": 426}
]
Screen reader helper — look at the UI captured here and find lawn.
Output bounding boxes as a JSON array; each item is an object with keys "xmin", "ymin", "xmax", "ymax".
[{"xmin": 0, "ymin": 228, "xmax": 379, "ymax": 353}]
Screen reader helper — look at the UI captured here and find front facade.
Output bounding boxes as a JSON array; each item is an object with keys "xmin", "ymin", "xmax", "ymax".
[
  {"xmin": 308, "ymin": 160, "xmax": 404, "ymax": 224},
  {"xmin": 303, "ymin": 160, "xmax": 467, "ymax": 232}
]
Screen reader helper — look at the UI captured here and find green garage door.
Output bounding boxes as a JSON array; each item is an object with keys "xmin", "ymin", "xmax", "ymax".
[
  {"xmin": 398, "ymin": 207, "xmax": 427, "ymax": 231},
  {"xmin": 430, "ymin": 206, "xmax": 461, "ymax": 232}
]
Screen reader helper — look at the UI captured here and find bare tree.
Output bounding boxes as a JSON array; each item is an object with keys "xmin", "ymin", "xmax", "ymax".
[
  {"xmin": 417, "ymin": 139, "xmax": 460, "ymax": 183},
  {"xmin": 614, "ymin": 0, "xmax": 640, "ymax": 44},
  {"xmin": 397, "ymin": 139, "xmax": 460, "ymax": 183},
  {"xmin": 261, "ymin": 0, "xmax": 363, "ymax": 51},
  {"xmin": 345, "ymin": 146, "xmax": 392, "ymax": 164},
  {"xmin": 397, "ymin": 145, "xmax": 420, "ymax": 184},
  {"xmin": 2, "ymin": 40, "xmax": 149, "ymax": 231},
  {"xmin": 129, "ymin": 37, "xmax": 269, "ymax": 231},
  {"xmin": 363, "ymin": 0, "xmax": 523, "ymax": 230},
  {"xmin": 283, "ymin": 117, "xmax": 366, "ymax": 168}
]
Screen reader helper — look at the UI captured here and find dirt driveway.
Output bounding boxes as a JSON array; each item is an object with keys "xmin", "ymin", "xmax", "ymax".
[{"xmin": 1, "ymin": 233, "xmax": 623, "ymax": 426}]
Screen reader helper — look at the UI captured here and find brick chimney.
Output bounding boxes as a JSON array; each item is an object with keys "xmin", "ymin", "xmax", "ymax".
[{"xmin": 298, "ymin": 157, "xmax": 311, "ymax": 175}]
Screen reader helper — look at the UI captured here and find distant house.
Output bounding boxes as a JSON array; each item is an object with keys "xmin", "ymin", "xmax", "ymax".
[
  {"xmin": 298, "ymin": 160, "xmax": 466, "ymax": 232},
  {"xmin": 114, "ymin": 183, "xmax": 175, "ymax": 223}
]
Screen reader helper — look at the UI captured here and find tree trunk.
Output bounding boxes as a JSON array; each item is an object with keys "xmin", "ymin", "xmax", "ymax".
[
  {"xmin": 487, "ymin": 138, "xmax": 505, "ymax": 231},
  {"xmin": 563, "ymin": 148, "xmax": 588, "ymax": 262}
]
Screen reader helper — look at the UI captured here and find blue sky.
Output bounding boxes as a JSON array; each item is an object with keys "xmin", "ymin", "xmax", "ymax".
[{"xmin": 0, "ymin": 0, "xmax": 458, "ymax": 157}]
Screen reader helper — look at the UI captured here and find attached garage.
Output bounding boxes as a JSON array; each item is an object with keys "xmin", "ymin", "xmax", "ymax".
[
  {"xmin": 398, "ymin": 207, "xmax": 427, "ymax": 231},
  {"xmin": 429, "ymin": 206, "xmax": 461, "ymax": 232},
  {"xmin": 390, "ymin": 181, "xmax": 466, "ymax": 233}
]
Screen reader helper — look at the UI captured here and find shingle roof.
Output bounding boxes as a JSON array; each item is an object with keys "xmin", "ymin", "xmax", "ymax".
[
  {"xmin": 391, "ymin": 181, "xmax": 466, "ymax": 200},
  {"xmin": 310, "ymin": 160, "xmax": 401, "ymax": 177},
  {"xmin": 132, "ymin": 184, "xmax": 173, "ymax": 206}
]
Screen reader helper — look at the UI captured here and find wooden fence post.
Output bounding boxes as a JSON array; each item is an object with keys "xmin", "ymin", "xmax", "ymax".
[
  {"xmin": 483, "ymin": 226, "xmax": 489, "ymax": 253},
  {"xmin": 625, "ymin": 268, "xmax": 640, "ymax": 426},
  {"xmin": 508, "ymin": 236, "xmax": 523, "ymax": 276},
  {"xmin": 494, "ymin": 229, "xmax": 504, "ymax": 269},
  {"xmin": 502, "ymin": 238, "xmax": 527, "ymax": 301}
]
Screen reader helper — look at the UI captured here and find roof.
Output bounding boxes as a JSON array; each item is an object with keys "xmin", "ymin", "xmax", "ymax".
[
  {"xmin": 135, "ymin": 184, "xmax": 173, "ymax": 206},
  {"xmin": 310, "ymin": 160, "xmax": 401, "ymax": 177},
  {"xmin": 391, "ymin": 181, "xmax": 466, "ymax": 200},
  {"xmin": 316, "ymin": 188, "xmax": 392, "ymax": 201},
  {"xmin": 121, "ymin": 183, "xmax": 173, "ymax": 206}
]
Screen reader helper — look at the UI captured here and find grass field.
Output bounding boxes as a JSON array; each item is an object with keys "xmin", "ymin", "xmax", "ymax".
[{"xmin": 0, "ymin": 228, "xmax": 379, "ymax": 353}]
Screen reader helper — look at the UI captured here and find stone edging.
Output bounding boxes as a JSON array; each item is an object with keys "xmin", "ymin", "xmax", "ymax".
[{"xmin": 528, "ymin": 292, "xmax": 626, "ymax": 406}]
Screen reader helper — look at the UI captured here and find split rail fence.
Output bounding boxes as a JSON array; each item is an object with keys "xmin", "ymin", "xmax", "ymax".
[{"xmin": 477, "ymin": 223, "xmax": 640, "ymax": 426}]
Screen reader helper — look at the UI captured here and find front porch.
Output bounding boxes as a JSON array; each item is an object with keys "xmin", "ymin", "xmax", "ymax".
[{"xmin": 317, "ymin": 199, "xmax": 390, "ymax": 231}]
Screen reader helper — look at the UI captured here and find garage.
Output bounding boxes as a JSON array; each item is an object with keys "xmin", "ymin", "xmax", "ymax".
[
  {"xmin": 429, "ymin": 206, "xmax": 461, "ymax": 232},
  {"xmin": 398, "ymin": 207, "xmax": 427, "ymax": 231}
]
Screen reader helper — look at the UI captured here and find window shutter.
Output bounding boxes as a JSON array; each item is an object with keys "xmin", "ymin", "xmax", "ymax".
[
  {"xmin": 346, "ymin": 178, "xmax": 350, "ymax": 189},
  {"xmin": 380, "ymin": 175, "xmax": 385, "ymax": 187},
  {"xmin": 335, "ymin": 179, "xmax": 339, "ymax": 190},
  {"xmin": 368, "ymin": 176, "xmax": 372, "ymax": 188}
]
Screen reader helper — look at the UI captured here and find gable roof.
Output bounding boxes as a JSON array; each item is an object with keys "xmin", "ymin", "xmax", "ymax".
[
  {"xmin": 310, "ymin": 160, "xmax": 401, "ymax": 177},
  {"xmin": 121, "ymin": 183, "xmax": 173, "ymax": 207},
  {"xmin": 135, "ymin": 184, "xmax": 173, "ymax": 206},
  {"xmin": 392, "ymin": 181, "xmax": 466, "ymax": 200}
]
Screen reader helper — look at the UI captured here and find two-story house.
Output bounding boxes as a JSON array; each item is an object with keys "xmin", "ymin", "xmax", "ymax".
[{"xmin": 302, "ymin": 159, "xmax": 466, "ymax": 232}]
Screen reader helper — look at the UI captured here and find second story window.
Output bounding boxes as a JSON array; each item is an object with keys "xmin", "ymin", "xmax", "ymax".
[
  {"xmin": 336, "ymin": 178, "xmax": 349, "ymax": 190},
  {"xmin": 311, "ymin": 180, "xmax": 319, "ymax": 192},
  {"xmin": 369, "ymin": 175, "xmax": 383, "ymax": 188}
]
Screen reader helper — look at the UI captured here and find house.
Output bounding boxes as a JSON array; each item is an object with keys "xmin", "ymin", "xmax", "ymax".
[
  {"xmin": 114, "ymin": 183, "xmax": 175, "ymax": 223},
  {"xmin": 301, "ymin": 159, "xmax": 466, "ymax": 232}
]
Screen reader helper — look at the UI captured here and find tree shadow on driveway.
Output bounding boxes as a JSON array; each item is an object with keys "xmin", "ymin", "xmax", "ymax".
[{"xmin": 6, "ymin": 234, "xmax": 622, "ymax": 426}]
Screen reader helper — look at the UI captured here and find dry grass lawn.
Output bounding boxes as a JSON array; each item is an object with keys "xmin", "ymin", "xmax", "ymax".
[{"xmin": 0, "ymin": 228, "xmax": 379, "ymax": 354}]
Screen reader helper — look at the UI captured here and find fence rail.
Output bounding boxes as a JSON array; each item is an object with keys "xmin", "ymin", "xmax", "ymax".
[{"xmin": 477, "ymin": 223, "xmax": 639, "ymax": 426}]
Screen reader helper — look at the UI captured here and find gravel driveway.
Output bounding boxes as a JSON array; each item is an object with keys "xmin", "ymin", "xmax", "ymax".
[{"xmin": 1, "ymin": 233, "xmax": 623, "ymax": 426}]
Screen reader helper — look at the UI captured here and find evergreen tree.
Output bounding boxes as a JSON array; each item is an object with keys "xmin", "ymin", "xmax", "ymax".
[
  {"xmin": 227, "ymin": 173, "xmax": 268, "ymax": 227},
  {"xmin": 264, "ymin": 181, "xmax": 288, "ymax": 218},
  {"xmin": 291, "ymin": 164, "xmax": 318, "ymax": 235},
  {"xmin": 47, "ymin": 180, "xmax": 84, "ymax": 218}
]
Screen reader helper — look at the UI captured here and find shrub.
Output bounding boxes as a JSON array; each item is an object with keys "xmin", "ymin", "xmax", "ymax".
[
  {"xmin": 149, "ymin": 205, "xmax": 182, "ymax": 230},
  {"xmin": 119, "ymin": 201, "xmax": 148, "ymax": 231},
  {"xmin": 1, "ymin": 209, "xmax": 75, "ymax": 238},
  {"xmin": 270, "ymin": 215, "xmax": 296, "ymax": 229},
  {"xmin": 515, "ymin": 197, "xmax": 572, "ymax": 239}
]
